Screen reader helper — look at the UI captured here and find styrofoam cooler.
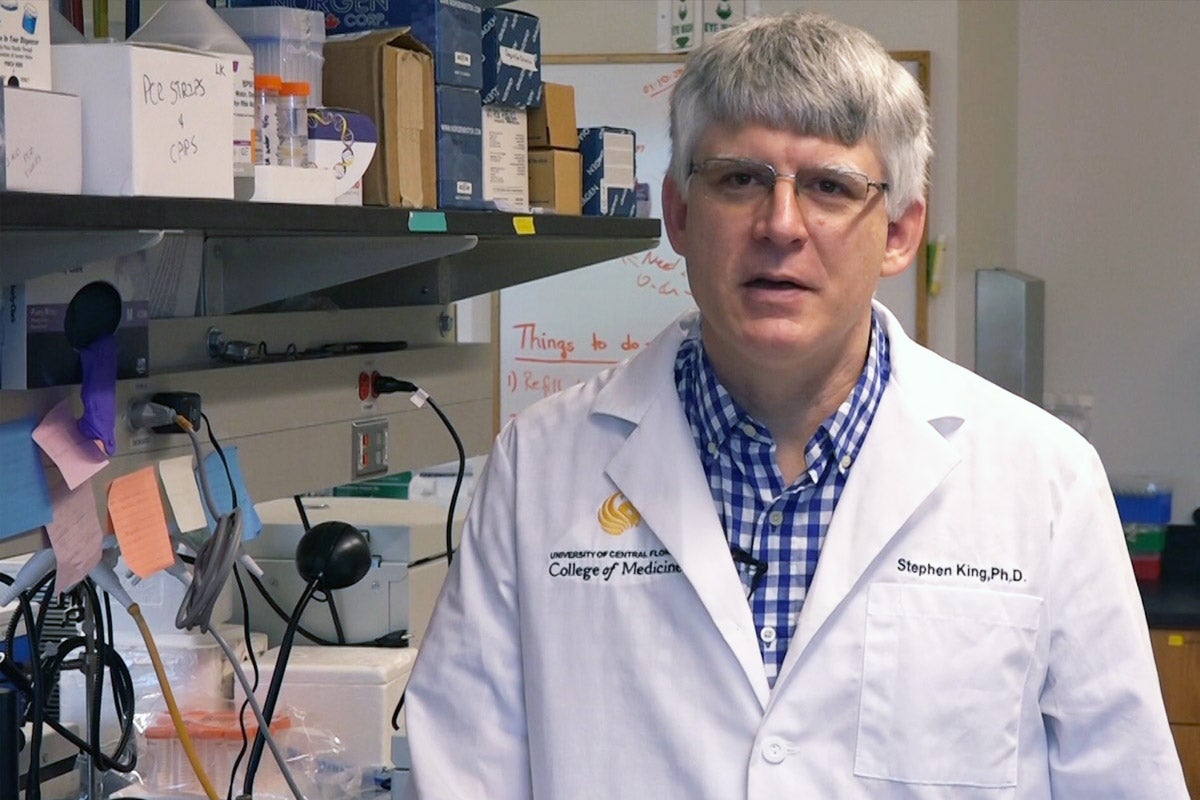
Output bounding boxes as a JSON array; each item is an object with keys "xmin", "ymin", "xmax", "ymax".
[{"xmin": 234, "ymin": 645, "xmax": 417, "ymax": 769}]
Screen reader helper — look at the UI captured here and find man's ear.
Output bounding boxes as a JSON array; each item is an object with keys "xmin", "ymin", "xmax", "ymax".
[
  {"xmin": 661, "ymin": 175, "xmax": 690, "ymax": 257},
  {"xmin": 880, "ymin": 199, "xmax": 927, "ymax": 278}
]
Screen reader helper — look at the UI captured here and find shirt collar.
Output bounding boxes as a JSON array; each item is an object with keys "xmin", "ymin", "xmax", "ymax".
[{"xmin": 675, "ymin": 310, "xmax": 891, "ymax": 475}]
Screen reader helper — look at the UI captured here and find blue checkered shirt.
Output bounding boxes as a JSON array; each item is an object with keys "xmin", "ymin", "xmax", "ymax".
[{"xmin": 674, "ymin": 312, "xmax": 891, "ymax": 685}]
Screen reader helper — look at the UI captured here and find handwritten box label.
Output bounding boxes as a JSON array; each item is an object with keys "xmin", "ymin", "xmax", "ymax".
[
  {"xmin": 0, "ymin": 85, "xmax": 81, "ymax": 193},
  {"xmin": 51, "ymin": 43, "xmax": 233, "ymax": 198}
]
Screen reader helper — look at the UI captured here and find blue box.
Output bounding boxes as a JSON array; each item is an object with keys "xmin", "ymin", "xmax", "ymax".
[
  {"xmin": 392, "ymin": 0, "xmax": 483, "ymax": 89},
  {"xmin": 435, "ymin": 85, "xmax": 485, "ymax": 209},
  {"xmin": 579, "ymin": 126, "xmax": 637, "ymax": 217},
  {"xmin": 481, "ymin": 7, "xmax": 542, "ymax": 107},
  {"xmin": 226, "ymin": 0, "xmax": 402, "ymax": 36}
]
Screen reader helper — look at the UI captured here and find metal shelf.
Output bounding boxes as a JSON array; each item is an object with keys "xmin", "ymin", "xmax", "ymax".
[{"xmin": 0, "ymin": 192, "xmax": 662, "ymax": 310}]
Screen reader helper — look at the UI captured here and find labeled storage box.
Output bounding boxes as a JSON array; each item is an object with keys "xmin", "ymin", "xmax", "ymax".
[
  {"xmin": 482, "ymin": 104, "xmax": 528, "ymax": 212},
  {"xmin": 528, "ymin": 148, "xmax": 581, "ymax": 216},
  {"xmin": 51, "ymin": 42, "xmax": 234, "ymax": 198},
  {"xmin": 0, "ymin": 0, "xmax": 51, "ymax": 89},
  {"xmin": 235, "ymin": 646, "xmax": 417, "ymax": 768},
  {"xmin": 1, "ymin": 266, "xmax": 149, "ymax": 389},
  {"xmin": 0, "ymin": 86, "xmax": 82, "ymax": 194},
  {"xmin": 528, "ymin": 82, "xmax": 577, "ymax": 150},
  {"xmin": 389, "ymin": 0, "xmax": 483, "ymax": 89},
  {"xmin": 323, "ymin": 28, "xmax": 436, "ymax": 208},
  {"xmin": 307, "ymin": 107, "xmax": 378, "ymax": 205},
  {"xmin": 579, "ymin": 126, "xmax": 637, "ymax": 217},
  {"xmin": 481, "ymin": 7, "xmax": 542, "ymax": 107},
  {"xmin": 435, "ymin": 84, "xmax": 484, "ymax": 209}
]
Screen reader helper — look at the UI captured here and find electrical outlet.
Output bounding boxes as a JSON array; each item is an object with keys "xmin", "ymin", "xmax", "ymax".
[{"xmin": 352, "ymin": 418, "xmax": 389, "ymax": 478}]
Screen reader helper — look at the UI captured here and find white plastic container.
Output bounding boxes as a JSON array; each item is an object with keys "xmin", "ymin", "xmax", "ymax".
[
  {"xmin": 128, "ymin": 0, "xmax": 256, "ymax": 199},
  {"xmin": 217, "ymin": 6, "xmax": 325, "ymax": 108},
  {"xmin": 233, "ymin": 645, "xmax": 417, "ymax": 768}
]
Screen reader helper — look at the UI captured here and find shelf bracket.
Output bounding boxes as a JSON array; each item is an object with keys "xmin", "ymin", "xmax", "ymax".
[
  {"xmin": 202, "ymin": 234, "xmax": 478, "ymax": 314},
  {"xmin": 0, "ymin": 230, "xmax": 165, "ymax": 285}
]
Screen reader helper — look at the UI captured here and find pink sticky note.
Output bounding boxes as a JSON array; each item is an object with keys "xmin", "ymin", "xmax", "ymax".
[
  {"xmin": 32, "ymin": 399, "xmax": 109, "ymax": 490},
  {"xmin": 44, "ymin": 469, "xmax": 103, "ymax": 592},
  {"xmin": 107, "ymin": 467, "xmax": 175, "ymax": 579}
]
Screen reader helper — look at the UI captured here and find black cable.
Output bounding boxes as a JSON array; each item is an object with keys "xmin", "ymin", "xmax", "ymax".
[
  {"xmin": 17, "ymin": 588, "xmax": 42, "ymax": 800},
  {"xmin": 201, "ymin": 411, "xmax": 237, "ymax": 508},
  {"xmin": 326, "ymin": 591, "xmax": 347, "ymax": 644},
  {"xmin": 422, "ymin": 394, "xmax": 466, "ymax": 568},
  {"xmin": 370, "ymin": 375, "xmax": 466, "ymax": 567},
  {"xmin": 293, "ymin": 494, "xmax": 311, "ymax": 532},
  {"xmin": 227, "ymin": 566, "xmax": 259, "ymax": 800},
  {"xmin": 242, "ymin": 579, "xmax": 320, "ymax": 796}
]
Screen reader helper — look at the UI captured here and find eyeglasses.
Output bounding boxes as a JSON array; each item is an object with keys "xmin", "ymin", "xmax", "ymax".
[{"xmin": 688, "ymin": 157, "xmax": 888, "ymax": 219}]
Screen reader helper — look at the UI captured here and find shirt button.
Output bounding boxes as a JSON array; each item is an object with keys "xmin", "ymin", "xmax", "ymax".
[
  {"xmin": 741, "ymin": 422, "xmax": 757, "ymax": 437},
  {"xmin": 840, "ymin": 454, "xmax": 854, "ymax": 470},
  {"xmin": 706, "ymin": 441, "xmax": 719, "ymax": 456},
  {"xmin": 768, "ymin": 510, "xmax": 784, "ymax": 527},
  {"xmin": 760, "ymin": 626, "xmax": 777, "ymax": 645},
  {"xmin": 761, "ymin": 737, "xmax": 788, "ymax": 764}
]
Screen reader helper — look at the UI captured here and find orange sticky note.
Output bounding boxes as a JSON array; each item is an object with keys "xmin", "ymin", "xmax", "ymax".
[{"xmin": 107, "ymin": 467, "xmax": 175, "ymax": 578}]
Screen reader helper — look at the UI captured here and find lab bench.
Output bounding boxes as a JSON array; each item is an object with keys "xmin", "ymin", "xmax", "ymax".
[{"xmin": 1140, "ymin": 526, "xmax": 1200, "ymax": 796}]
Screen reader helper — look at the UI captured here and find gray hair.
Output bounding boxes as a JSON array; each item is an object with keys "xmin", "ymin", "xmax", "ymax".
[{"xmin": 668, "ymin": 11, "xmax": 931, "ymax": 221}]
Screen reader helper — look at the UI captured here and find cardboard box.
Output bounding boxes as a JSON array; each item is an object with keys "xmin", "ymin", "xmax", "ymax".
[
  {"xmin": 323, "ymin": 29, "xmax": 436, "ymax": 209},
  {"xmin": 528, "ymin": 148, "xmax": 581, "ymax": 216},
  {"xmin": 0, "ymin": 86, "xmax": 82, "ymax": 194},
  {"xmin": 482, "ymin": 105, "xmax": 528, "ymax": 212},
  {"xmin": 0, "ymin": 0, "xmax": 51, "ymax": 90},
  {"xmin": 391, "ymin": 0, "xmax": 483, "ymax": 89},
  {"xmin": 2, "ymin": 265, "xmax": 149, "ymax": 390},
  {"xmin": 528, "ymin": 82, "xmax": 577, "ymax": 150},
  {"xmin": 481, "ymin": 7, "xmax": 542, "ymax": 108},
  {"xmin": 435, "ymin": 84, "xmax": 484, "ymax": 209},
  {"xmin": 579, "ymin": 126, "xmax": 637, "ymax": 217},
  {"xmin": 51, "ymin": 43, "xmax": 233, "ymax": 199}
]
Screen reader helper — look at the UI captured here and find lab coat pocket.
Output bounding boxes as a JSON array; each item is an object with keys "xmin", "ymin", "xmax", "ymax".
[{"xmin": 854, "ymin": 583, "xmax": 1042, "ymax": 788}]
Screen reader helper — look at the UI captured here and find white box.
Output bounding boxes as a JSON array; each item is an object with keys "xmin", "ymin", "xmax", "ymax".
[
  {"xmin": 1, "ymin": 261, "xmax": 149, "ymax": 389},
  {"xmin": 249, "ymin": 164, "xmax": 338, "ymax": 205},
  {"xmin": 51, "ymin": 42, "xmax": 233, "ymax": 198},
  {"xmin": 236, "ymin": 645, "xmax": 417, "ymax": 769},
  {"xmin": 0, "ymin": 85, "xmax": 81, "ymax": 193},
  {"xmin": 0, "ymin": 0, "xmax": 52, "ymax": 90},
  {"xmin": 482, "ymin": 104, "xmax": 528, "ymax": 212}
]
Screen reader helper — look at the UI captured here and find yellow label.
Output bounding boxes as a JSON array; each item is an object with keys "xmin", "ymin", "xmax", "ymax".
[
  {"xmin": 513, "ymin": 216, "xmax": 536, "ymax": 235},
  {"xmin": 1167, "ymin": 634, "xmax": 1185, "ymax": 647}
]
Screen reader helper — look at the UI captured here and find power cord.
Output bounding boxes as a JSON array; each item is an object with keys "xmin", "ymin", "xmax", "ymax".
[
  {"xmin": 370, "ymin": 375, "xmax": 466, "ymax": 735},
  {"xmin": 370, "ymin": 374, "xmax": 466, "ymax": 568}
]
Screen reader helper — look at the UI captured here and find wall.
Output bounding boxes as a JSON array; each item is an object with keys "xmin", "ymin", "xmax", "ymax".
[
  {"xmin": 955, "ymin": 0, "xmax": 1018, "ymax": 370},
  {"xmin": 1016, "ymin": 0, "xmax": 1200, "ymax": 519}
]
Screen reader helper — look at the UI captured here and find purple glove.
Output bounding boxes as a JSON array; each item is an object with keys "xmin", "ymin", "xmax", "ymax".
[{"xmin": 77, "ymin": 334, "xmax": 119, "ymax": 454}]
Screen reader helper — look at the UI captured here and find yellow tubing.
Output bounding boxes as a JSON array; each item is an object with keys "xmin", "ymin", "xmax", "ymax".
[{"xmin": 129, "ymin": 604, "xmax": 221, "ymax": 800}]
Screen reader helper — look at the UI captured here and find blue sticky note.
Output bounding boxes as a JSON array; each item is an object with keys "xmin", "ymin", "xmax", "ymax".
[
  {"xmin": 197, "ymin": 446, "xmax": 263, "ymax": 540},
  {"xmin": 0, "ymin": 417, "xmax": 54, "ymax": 540}
]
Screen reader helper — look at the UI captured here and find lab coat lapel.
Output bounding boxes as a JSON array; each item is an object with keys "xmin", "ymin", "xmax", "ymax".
[
  {"xmin": 776, "ymin": 310, "xmax": 964, "ymax": 687},
  {"xmin": 596, "ymin": 315, "xmax": 771, "ymax": 708}
]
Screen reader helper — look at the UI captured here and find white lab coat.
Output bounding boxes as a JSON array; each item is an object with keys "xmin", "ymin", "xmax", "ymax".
[{"xmin": 406, "ymin": 305, "xmax": 1187, "ymax": 799}]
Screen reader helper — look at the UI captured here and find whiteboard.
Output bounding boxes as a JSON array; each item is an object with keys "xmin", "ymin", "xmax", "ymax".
[{"xmin": 498, "ymin": 55, "xmax": 924, "ymax": 422}]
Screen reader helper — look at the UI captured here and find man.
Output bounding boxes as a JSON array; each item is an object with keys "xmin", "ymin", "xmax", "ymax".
[{"xmin": 405, "ymin": 11, "xmax": 1187, "ymax": 798}]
